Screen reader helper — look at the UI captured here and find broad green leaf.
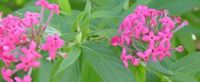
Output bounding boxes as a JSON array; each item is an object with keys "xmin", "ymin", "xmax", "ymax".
[
  {"xmin": 170, "ymin": 52, "xmax": 200, "ymax": 73},
  {"xmin": 147, "ymin": 61, "xmax": 174, "ymax": 76},
  {"xmin": 145, "ymin": 71, "xmax": 162, "ymax": 82},
  {"xmin": 37, "ymin": 58, "xmax": 52, "ymax": 82},
  {"xmin": 136, "ymin": 0, "xmax": 152, "ymax": 5},
  {"xmin": 53, "ymin": 46, "xmax": 81, "ymax": 78},
  {"xmin": 91, "ymin": 10, "xmax": 119, "ymax": 19},
  {"xmin": 49, "ymin": 58, "xmax": 63, "ymax": 82},
  {"xmin": 175, "ymin": 28, "xmax": 196, "ymax": 53},
  {"xmin": 130, "ymin": 65, "xmax": 146, "ymax": 82},
  {"xmin": 82, "ymin": 42, "xmax": 135, "ymax": 82},
  {"xmin": 170, "ymin": 72, "xmax": 198, "ymax": 82},
  {"xmin": 91, "ymin": 28, "xmax": 117, "ymax": 39},
  {"xmin": 57, "ymin": 0, "xmax": 72, "ymax": 15},
  {"xmin": 79, "ymin": 61, "xmax": 103, "ymax": 82},
  {"xmin": 91, "ymin": 0, "xmax": 126, "ymax": 13},
  {"xmin": 148, "ymin": 0, "xmax": 200, "ymax": 15},
  {"xmin": 58, "ymin": 60, "xmax": 81, "ymax": 82},
  {"xmin": 32, "ymin": 56, "xmax": 53, "ymax": 82},
  {"xmin": 49, "ymin": 57, "xmax": 81, "ymax": 82}
]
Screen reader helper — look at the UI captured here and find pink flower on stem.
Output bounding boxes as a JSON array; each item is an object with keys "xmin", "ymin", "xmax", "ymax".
[
  {"xmin": 111, "ymin": 36, "xmax": 120, "ymax": 46},
  {"xmin": 41, "ymin": 34, "xmax": 64, "ymax": 60},
  {"xmin": 121, "ymin": 32, "xmax": 132, "ymax": 45},
  {"xmin": 22, "ymin": 12, "xmax": 40, "ymax": 27},
  {"xmin": 172, "ymin": 20, "xmax": 189, "ymax": 33},
  {"xmin": 47, "ymin": 4, "xmax": 60, "ymax": 14},
  {"xmin": 0, "ymin": 52, "xmax": 17, "ymax": 66},
  {"xmin": 16, "ymin": 56, "xmax": 40, "ymax": 72},
  {"xmin": 160, "ymin": 16, "xmax": 175, "ymax": 29},
  {"xmin": 150, "ymin": 48, "xmax": 159, "ymax": 62},
  {"xmin": 0, "ymin": 0, "xmax": 62, "ymax": 81},
  {"xmin": 121, "ymin": 48, "xmax": 133, "ymax": 68},
  {"xmin": 175, "ymin": 45, "xmax": 184, "ymax": 53},
  {"xmin": 137, "ymin": 49, "xmax": 152, "ymax": 62},
  {"xmin": 131, "ymin": 57, "xmax": 140, "ymax": 66},
  {"xmin": 15, "ymin": 75, "xmax": 32, "ymax": 82},
  {"xmin": 133, "ymin": 22, "xmax": 148, "ymax": 39},
  {"xmin": 35, "ymin": 0, "xmax": 49, "ymax": 25},
  {"xmin": 157, "ymin": 43, "xmax": 171, "ymax": 60},
  {"xmin": 158, "ymin": 28, "xmax": 173, "ymax": 42},
  {"xmin": 18, "ymin": 41, "xmax": 41, "ymax": 72},
  {"xmin": 21, "ymin": 41, "xmax": 41, "ymax": 59},
  {"xmin": 35, "ymin": 0, "xmax": 49, "ymax": 8},
  {"xmin": 1, "ymin": 67, "xmax": 13, "ymax": 82},
  {"xmin": 43, "ymin": 4, "xmax": 60, "ymax": 30},
  {"xmin": 142, "ymin": 31, "xmax": 160, "ymax": 48},
  {"xmin": 112, "ymin": 5, "xmax": 188, "ymax": 68}
]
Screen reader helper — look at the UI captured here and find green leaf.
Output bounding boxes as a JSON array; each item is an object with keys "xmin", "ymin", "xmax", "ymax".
[
  {"xmin": 147, "ymin": 61, "xmax": 174, "ymax": 76},
  {"xmin": 145, "ymin": 71, "xmax": 162, "ymax": 82},
  {"xmin": 57, "ymin": 60, "xmax": 81, "ymax": 82},
  {"xmin": 170, "ymin": 52, "xmax": 200, "ymax": 73},
  {"xmin": 170, "ymin": 72, "xmax": 198, "ymax": 82},
  {"xmin": 81, "ymin": 42, "xmax": 135, "ymax": 82},
  {"xmin": 91, "ymin": 28, "xmax": 117, "ymax": 39},
  {"xmin": 57, "ymin": 0, "xmax": 72, "ymax": 15},
  {"xmin": 136, "ymin": 0, "xmax": 152, "ymax": 5},
  {"xmin": 130, "ymin": 65, "xmax": 146, "ymax": 82},
  {"xmin": 91, "ymin": 0, "xmax": 126, "ymax": 13},
  {"xmin": 79, "ymin": 61, "xmax": 103, "ymax": 82},
  {"xmin": 148, "ymin": 0, "xmax": 200, "ymax": 15},
  {"xmin": 49, "ymin": 58, "xmax": 63, "ymax": 81},
  {"xmin": 32, "ymin": 57, "xmax": 53, "ymax": 82},
  {"xmin": 91, "ymin": 10, "xmax": 119, "ymax": 19},
  {"xmin": 53, "ymin": 46, "xmax": 81, "ymax": 78},
  {"xmin": 175, "ymin": 28, "xmax": 196, "ymax": 53},
  {"xmin": 38, "ymin": 59, "xmax": 52, "ymax": 82}
]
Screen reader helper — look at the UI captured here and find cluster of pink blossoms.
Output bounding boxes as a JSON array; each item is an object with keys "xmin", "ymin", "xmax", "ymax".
[
  {"xmin": 0, "ymin": 0, "xmax": 65, "ymax": 82},
  {"xmin": 111, "ymin": 5, "xmax": 188, "ymax": 68}
]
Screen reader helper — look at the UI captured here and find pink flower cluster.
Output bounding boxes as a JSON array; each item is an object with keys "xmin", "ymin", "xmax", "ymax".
[
  {"xmin": 111, "ymin": 5, "xmax": 188, "ymax": 68},
  {"xmin": 0, "ymin": 0, "xmax": 65, "ymax": 82}
]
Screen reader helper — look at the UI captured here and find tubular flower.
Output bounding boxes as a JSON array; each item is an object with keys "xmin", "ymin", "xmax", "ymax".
[
  {"xmin": 15, "ymin": 75, "xmax": 32, "ymax": 82},
  {"xmin": 0, "ymin": 0, "xmax": 65, "ymax": 82},
  {"xmin": 41, "ymin": 34, "xmax": 64, "ymax": 60},
  {"xmin": 111, "ymin": 5, "xmax": 188, "ymax": 67}
]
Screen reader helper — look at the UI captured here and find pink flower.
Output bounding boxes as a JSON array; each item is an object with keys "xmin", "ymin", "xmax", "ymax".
[
  {"xmin": 15, "ymin": 75, "xmax": 32, "ymax": 82},
  {"xmin": 22, "ymin": 12, "xmax": 40, "ymax": 27},
  {"xmin": 121, "ymin": 48, "xmax": 133, "ymax": 68},
  {"xmin": 47, "ymin": 4, "xmax": 60, "ymax": 14},
  {"xmin": 137, "ymin": 49, "xmax": 151, "ymax": 62},
  {"xmin": 35, "ymin": 0, "xmax": 49, "ymax": 8},
  {"xmin": 175, "ymin": 45, "xmax": 184, "ymax": 53},
  {"xmin": 0, "ymin": 52, "xmax": 17, "ymax": 66},
  {"xmin": 18, "ymin": 41, "xmax": 41, "ymax": 71},
  {"xmin": 133, "ymin": 22, "xmax": 148, "ymax": 39},
  {"xmin": 131, "ymin": 58, "xmax": 140, "ymax": 66},
  {"xmin": 1, "ymin": 67, "xmax": 13, "ymax": 82},
  {"xmin": 142, "ymin": 31, "xmax": 160, "ymax": 48},
  {"xmin": 21, "ymin": 41, "xmax": 41, "ymax": 59},
  {"xmin": 16, "ymin": 56, "xmax": 40, "ymax": 72},
  {"xmin": 41, "ymin": 34, "xmax": 64, "ymax": 60},
  {"xmin": 111, "ymin": 36, "xmax": 120, "ymax": 46},
  {"xmin": 158, "ymin": 28, "xmax": 172, "ymax": 43},
  {"xmin": 112, "ymin": 5, "xmax": 189, "ymax": 68},
  {"xmin": 121, "ymin": 32, "xmax": 132, "ymax": 45},
  {"xmin": 160, "ymin": 16, "xmax": 175, "ymax": 29},
  {"xmin": 157, "ymin": 43, "xmax": 171, "ymax": 60}
]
